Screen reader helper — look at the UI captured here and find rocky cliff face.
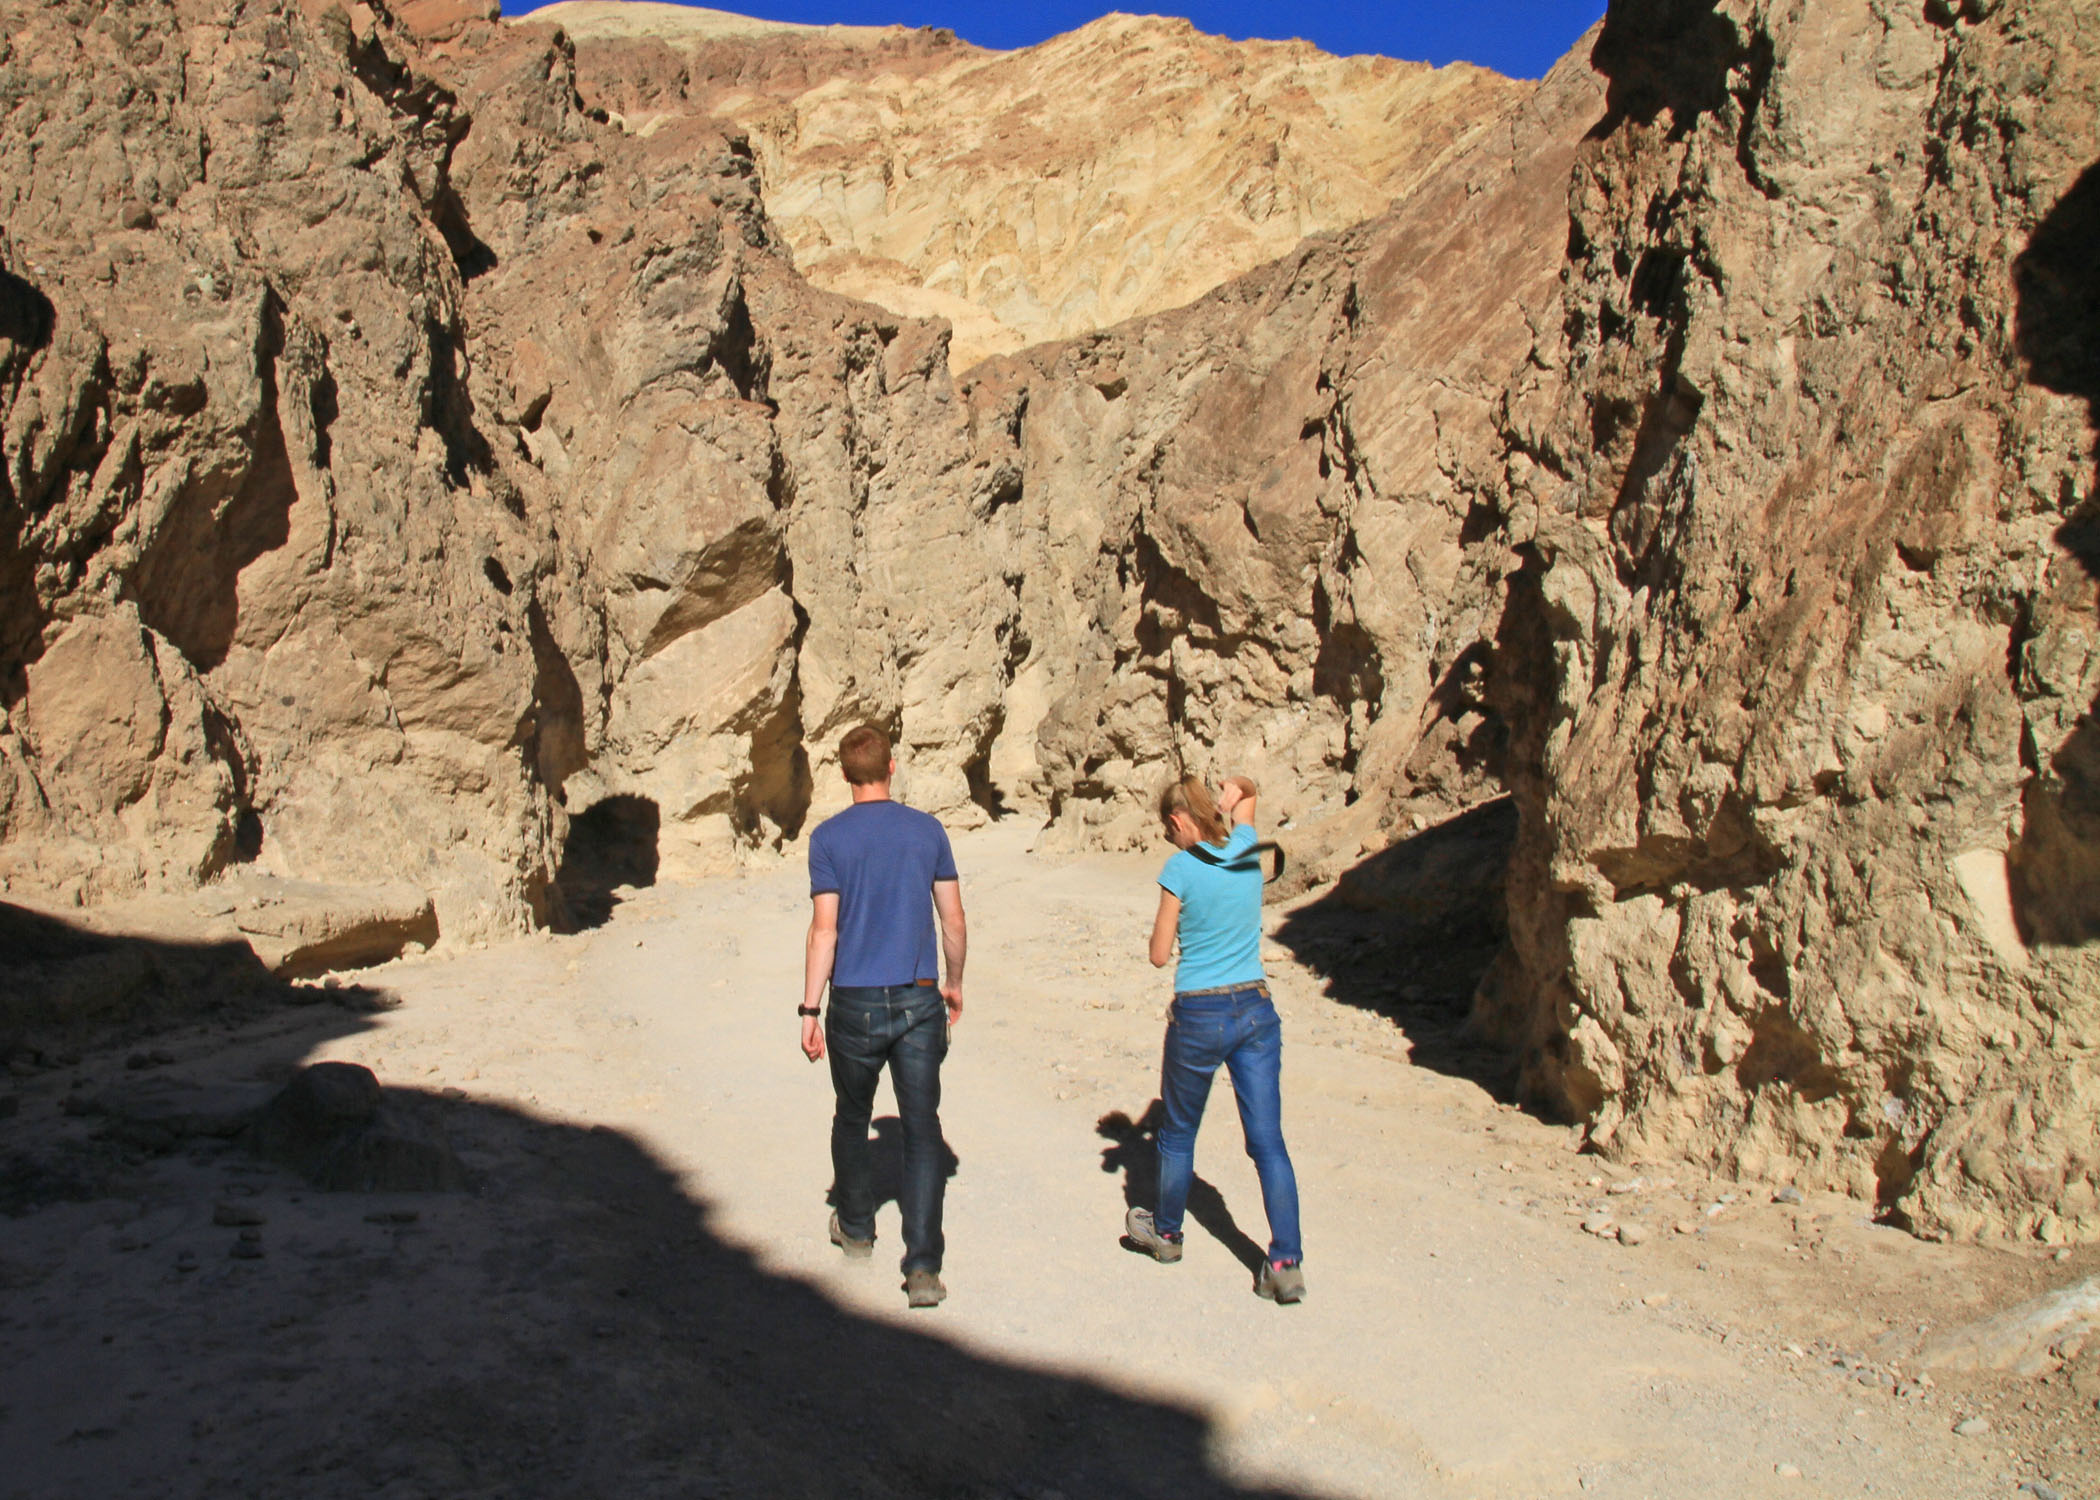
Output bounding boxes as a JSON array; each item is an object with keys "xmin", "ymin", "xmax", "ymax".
[
  {"xmin": 1475, "ymin": 0, "xmax": 2100, "ymax": 1244},
  {"xmin": 4, "ymin": 0, "xmax": 2098, "ymax": 1245},
  {"xmin": 0, "ymin": 0, "xmax": 993, "ymax": 938},
  {"xmin": 0, "ymin": 0, "xmax": 555, "ymax": 942},
  {"xmin": 0, "ymin": 0, "xmax": 1596, "ymax": 983},
  {"xmin": 529, "ymin": 1, "xmax": 1528, "ymax": 371},
  {"xmin": 948, "ymin": 46, "xmax": 1602, "ymax": 880}
]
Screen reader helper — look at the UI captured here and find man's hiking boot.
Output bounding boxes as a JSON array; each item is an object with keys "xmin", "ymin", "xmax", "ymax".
[
  {"xmin": 1123, "ymin": 1207, "xmax": 1184, "ymax": 1263},
  {"xmin": 1257, "ymin": 1259, "xmax": 1306, "ymax": 1304},
  {"xmin": 828, "ymin": 1211, "xmax": 873, "ymax": 1260},
  {"xmin": 904, "ymin": 1269, "xmax": 946, "ymax": 1308}
]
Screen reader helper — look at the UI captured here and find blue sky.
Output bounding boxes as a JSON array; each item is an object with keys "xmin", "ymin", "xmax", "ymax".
[{"xmin": 501, "ymin": 1, "xmax": 1606, "ymax": 80}]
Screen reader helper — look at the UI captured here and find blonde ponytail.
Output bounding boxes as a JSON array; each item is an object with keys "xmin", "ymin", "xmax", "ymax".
[{"xmin": 1158, "ymin": 776, "xmax": 1227, "ymax": 844}]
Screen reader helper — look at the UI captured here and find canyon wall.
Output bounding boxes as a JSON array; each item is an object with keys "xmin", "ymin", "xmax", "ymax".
[
  {"xmin": 1476, "ymin": 0, "xmax": 2100, "ymax": 1244},
  {"xmin": 4, "ymin": 0, "xmax": 2098, "ymax": 1242},
  {"xmin": 0, "ymin": 0, "xmax": 1597, "ymax": 978},
  {"xmin": 948, "ymin": 46, "xmax": 1602, "ymax": 878},
  {"xmin": 0, "ymin": 0, "xmax": 559, "ymax": 943},
  {"xmin": 0, "ymin": 0, "xmax": 1002, "ymax": 942}
]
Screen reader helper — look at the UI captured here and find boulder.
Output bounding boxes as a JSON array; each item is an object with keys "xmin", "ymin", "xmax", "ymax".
[{"xmin": 246, "ymin": 1062, "xmax": 466, "ymax": 1192}]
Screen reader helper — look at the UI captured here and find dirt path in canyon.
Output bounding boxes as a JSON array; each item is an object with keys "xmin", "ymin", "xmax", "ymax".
[{"xmin": 3, "ymin": 823, "xmax": 2093, "ymax": 1499}]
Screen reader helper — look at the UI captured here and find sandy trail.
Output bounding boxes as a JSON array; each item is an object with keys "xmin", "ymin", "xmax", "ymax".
[{"xmin": 2, "ymin": 823, "xmax": 2090, "ymax": 1498}]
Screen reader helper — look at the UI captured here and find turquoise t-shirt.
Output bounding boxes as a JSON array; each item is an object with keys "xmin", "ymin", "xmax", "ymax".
[{"xmin": 1159, "ymin": 823, "xmax": 1265, "ymax": 993}]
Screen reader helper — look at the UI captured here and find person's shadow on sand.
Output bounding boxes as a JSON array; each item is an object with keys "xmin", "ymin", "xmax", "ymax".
[
  {"xmin": 1098, "ymin": 1101, "xmax": 1266, "ymax": 1275},
  {"xmin": 825, "ymin": 1114, "xmax": 960, "ymax": 1222}
]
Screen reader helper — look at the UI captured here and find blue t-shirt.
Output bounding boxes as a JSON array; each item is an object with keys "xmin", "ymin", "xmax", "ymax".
[
  {"xmin": 808, "ymin": 800, "xmax": 959, "ymax": 988},
  {"xmin": 1158, "ymin": 823, "xmax": 1265, "ymax": 993}
]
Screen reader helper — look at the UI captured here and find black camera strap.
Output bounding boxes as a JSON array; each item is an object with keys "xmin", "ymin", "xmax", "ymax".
[{"xmin": 1185, "ymin": 839, "xmax": 1286, "ymax": 884}]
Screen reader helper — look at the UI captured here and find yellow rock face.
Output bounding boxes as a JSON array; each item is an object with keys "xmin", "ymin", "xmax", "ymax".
[{"xmin": 524, "ymin": 4, "xmax": 1527, "ymax": 371}]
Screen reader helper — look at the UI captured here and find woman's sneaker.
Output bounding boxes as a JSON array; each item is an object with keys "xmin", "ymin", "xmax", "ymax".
[
  {"xmin": 1257, "ymin": 1259, "xmax": 1306, "ymax": 1304},
  {"xmin": 1124, "ymin": 1207, "xmax": 1184, "ymax": 1263}
]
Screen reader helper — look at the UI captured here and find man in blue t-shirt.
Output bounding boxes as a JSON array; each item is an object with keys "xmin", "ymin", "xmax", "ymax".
[{"xmin": 800, "ymin": 723, "xmax": 966, "ymax": 1308}]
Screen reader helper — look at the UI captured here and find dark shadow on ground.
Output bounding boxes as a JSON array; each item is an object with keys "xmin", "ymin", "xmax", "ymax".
[
  {"xmin": 824, "ymin": 1112, "xmax": 960, "ymax": 1225},
  {"xmin": 0, "ymin": 912, "xmax": 1311, "ymax": 1500},
  {"xmin": 1272, "ymin": 798, "xmax": 1524, "ymax": 1102},
  {"xmin": 1, "ymin": 904, "xmax": 398, "ymax": 1213},
  {"xmin": 0, "ymin": 899, "xmax": 396, "ymax": 1062},
  {"xmin": 1098, "ymin": 1101, "xmax": 1266, "ymax": 1275},
  {"xmin": 2008, "ymin": 157, "xmax": 2100, "ymax": 945}
]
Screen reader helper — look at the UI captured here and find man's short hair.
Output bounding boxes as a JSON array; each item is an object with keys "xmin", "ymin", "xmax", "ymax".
[{"xmin": 839, "ymin": 723, "xmax": 893, "ymax": 786}]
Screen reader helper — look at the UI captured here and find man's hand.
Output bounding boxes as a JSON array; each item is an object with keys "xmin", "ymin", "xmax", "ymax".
[
  {"xmin": 933, "ymin": 878, "xmax": 966, "ymax": 1032},
  {"xmin": 804, "ymin": 892, "xmax": 839, "ymax": 1063}
]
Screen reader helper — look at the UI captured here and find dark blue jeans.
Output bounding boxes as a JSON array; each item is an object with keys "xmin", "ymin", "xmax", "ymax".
[
  {"xmin": 827, "ymin": 983, "xmax": 949, "ymax": 1274},
  {"xmin": 1156, "ymin": 983, "xmax": 1302, "ymax": 1265}
]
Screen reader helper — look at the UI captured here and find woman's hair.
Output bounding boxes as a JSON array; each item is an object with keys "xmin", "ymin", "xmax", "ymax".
[{"xmin": 1158, "ymin": 776, "xmax": 1227, "ymax": 844}]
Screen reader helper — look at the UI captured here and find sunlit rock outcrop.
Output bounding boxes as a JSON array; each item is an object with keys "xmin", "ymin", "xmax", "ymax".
[
  {"xmin": 1474, "ymin": 0, "xmax": 2100, "ymax": 1245},
  {"xmin": 528, "ymin": 1, "xmax": 1528, "ymax": 370}
]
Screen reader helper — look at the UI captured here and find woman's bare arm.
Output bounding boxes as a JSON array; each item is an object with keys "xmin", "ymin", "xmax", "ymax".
[
  {"xmin": 1149, "ymin": 887, "xmax": 1181, "ymax": 968},
  {"xmin": 1219, "ymin": 775, "xmax": 1258, "ymax": 827}
]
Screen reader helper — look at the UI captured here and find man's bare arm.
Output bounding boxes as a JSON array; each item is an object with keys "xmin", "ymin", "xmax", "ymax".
[
  {"xmin": 802, "ymin": 893, "xmax": 839, "ymax": 1061},
  {"xmin": 933, "ymin": 878, "xmax": 966, "ymax": 1025}
]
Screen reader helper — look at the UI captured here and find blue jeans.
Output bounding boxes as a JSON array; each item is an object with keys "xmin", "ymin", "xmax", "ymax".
[
  {"xmin": 1156, "ymin": 984, "xmax": 1302, "ymax": 1264},
  {"xmin": 827, "ymin": 983, "xmax": 949, "ymax": 1273}
]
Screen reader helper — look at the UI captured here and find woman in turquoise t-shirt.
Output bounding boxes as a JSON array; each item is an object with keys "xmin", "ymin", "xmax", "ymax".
[{"xmin": 1123, "ymin": 775, "xmax": 1304, "ymax": 1303}]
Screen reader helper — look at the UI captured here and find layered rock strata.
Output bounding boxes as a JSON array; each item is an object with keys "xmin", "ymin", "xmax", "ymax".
[
  {"xmin": 529, "ymin": 1, "xmax": 1529, "ymax": 370},
  {"xmin": 952, "ymin": 46, "xmax": 1604, "ymax": 874}
]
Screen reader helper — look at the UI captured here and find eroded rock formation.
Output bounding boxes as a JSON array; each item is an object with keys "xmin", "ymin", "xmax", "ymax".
[
  {"xmin": 531, "ymin": 1, "xmax": 1528, "ymax": 370},
  {"xmin": 0, "ymin": 0, "xmax": 958, "ymax": 935},
  {"xmin": 3, "ymin": 0, "xmax": 2098, "ymax": 1244},
  {"xmin": 1474, "ymin": 0, "xmax": 2100, "ymax": 1244},
  {"xmin": 949, "ymin": 45, "xmax": 1603, "ymax": 876},
  {"xmin": 0, "ymin": 0, "xmax": 556, "ymax": 943}
]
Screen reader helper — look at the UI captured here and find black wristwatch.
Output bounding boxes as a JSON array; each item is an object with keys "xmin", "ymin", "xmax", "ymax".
[{"xmin": 797, "ymin": 1004, "xmax": 821, "ymax": 1017}]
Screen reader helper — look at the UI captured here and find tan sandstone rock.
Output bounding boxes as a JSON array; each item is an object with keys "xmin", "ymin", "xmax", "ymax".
[
  {"xmin": 1474, "ymin": 0, "xmax": 2100, "ymax": 1244},
  {"xmin": 526, "ymin": 1, "xmax": 1529, "ymax": 371}
]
